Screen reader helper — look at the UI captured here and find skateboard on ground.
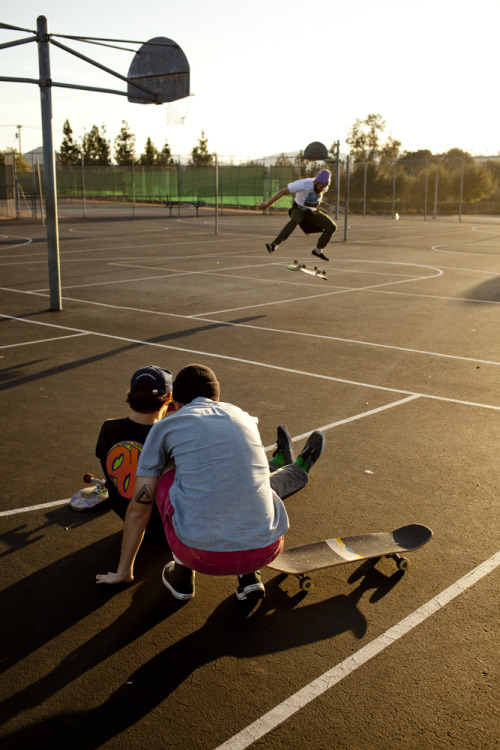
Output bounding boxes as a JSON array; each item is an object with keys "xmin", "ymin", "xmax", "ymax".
[
  {"xmin": 267, "ymin": 523, "xmax": 432, "ymax": 591},
  {"xmin": 70, "ymin": 473, "xmax": 109, "ymax": 512},
  {"xmin": 287, "ymin": 260, "xmax": 327, "ymax": 280}
]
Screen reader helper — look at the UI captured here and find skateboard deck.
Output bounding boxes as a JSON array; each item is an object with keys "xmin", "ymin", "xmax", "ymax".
[
  {"xmin": 267, "ymin": 523, "xmax": 432, "ymax": 590},
  {"xmin": 70, "ymin": 473, "xmax": 109, "ymax": 511},
  {"xmin": 287, "ymin": 261, "xmax": 327, "ymax": 280}
]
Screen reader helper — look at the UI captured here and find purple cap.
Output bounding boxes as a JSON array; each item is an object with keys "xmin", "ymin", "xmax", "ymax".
[
  {"xmin": 130, "ymin": 366, "xmax": 172, "ymax": 395},
  {"xmin": 315, "ymin": 169, "xmax": 331, "ymax": 186}
]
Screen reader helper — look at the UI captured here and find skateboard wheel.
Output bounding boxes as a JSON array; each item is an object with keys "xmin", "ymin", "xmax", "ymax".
[
  {"xmin": 397, "ymin": 557, "xmax": 410, "ymax": 571},
  {"xmin": 299, "ymin": 577, "xmax": 313, "ymax": 592},
  {"xmin": 83, "ymin": 473, "xmax": 94, "ymax": 483}
]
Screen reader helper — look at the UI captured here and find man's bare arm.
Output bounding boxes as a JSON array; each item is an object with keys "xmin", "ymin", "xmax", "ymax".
[
  {"xmin": 96, "ymin": 476, "xmax": 158, "ymax": 584},
  {"xmin": 256, "ymin": 187, "xmax": 291, "ymax": 211}
]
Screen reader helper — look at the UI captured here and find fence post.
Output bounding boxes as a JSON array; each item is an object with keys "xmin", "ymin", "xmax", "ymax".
[
  {"xmin": 433, "ymin": 160, "xmax": 439, "ymax": 220},
  {"xmin": 81, "ymin": 153, "xmax": 87, "ymax": 219},
  {"xmin": 220, "ymin": 158, "xmax": 223, "ymax": 216},
  {"xmin": 424, "ymin": 160, "xmax": 429, "ymax": 221},
  {"xmin": 36, "ymin": 161, "xmax": 45, "ymax": 226},
  {"xmin": 31, "ymin": 158, "xmax": 37, "ymax": 219},
  {"xmin": 459, "ymin": 158, "xmax": 464, "ymax": 223},
  {"xmin": 132, "ymin": 161, "xmax": 135, "ymax": 217},
  {"xmin": 214, "ymin": 153, "xmax": 219, "ymax": 234},
  {"xmin": 344, "ymin": 155, "xmax": 350, "ymax": 241},
  {"xmin": 392, "ymin": 161, "xmax": 397, "ymax": 219},
  {"xmin": 363, "ymin": 162, "xmax": 367, "ymax": 217}
]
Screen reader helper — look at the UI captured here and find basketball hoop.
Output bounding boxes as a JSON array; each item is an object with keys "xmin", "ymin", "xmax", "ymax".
[{"xmin": 166, "ymin": 94, "xmax": 193, "ymax": 126}]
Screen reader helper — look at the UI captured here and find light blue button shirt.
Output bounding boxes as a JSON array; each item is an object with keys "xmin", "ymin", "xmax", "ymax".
[{"xmin": 137, "ymin": 398, "xmax": 289, "ymax": 551}]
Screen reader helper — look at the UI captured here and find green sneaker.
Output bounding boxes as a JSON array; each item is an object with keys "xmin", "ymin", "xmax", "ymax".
[
  {"xmin": 269, "ymin": 425, "xmax": 295, "ymax": 472},
  {"xmin": 295, "ymin": 430, "xmax": 325, "ymax": 473}
]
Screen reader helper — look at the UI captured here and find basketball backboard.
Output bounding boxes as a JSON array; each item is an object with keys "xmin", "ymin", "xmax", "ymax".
[
  {"xmin": 127, "ymin": 37, "xmax": 190, "ymax": 104},
  {"xmin": 304, "ymin": 141, "xmax": 328, "ymax": 161}
]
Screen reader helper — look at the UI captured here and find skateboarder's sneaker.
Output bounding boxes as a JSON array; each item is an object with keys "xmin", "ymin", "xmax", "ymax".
[
  {"xmin": 162, "ymin": 561, "xmax": 195, "ymax": 601},
  {"xmin": 269, "ymin": 424, "xmax": 295, "ymax": 472},
  {"xmin": 312, "ymin": 248, "xmax": 329, "ymax": 261},
  {"xmin": 236, "ymin": 571, "xmax": 265, "ymax": 601},
  {"xmin": 266, "ymin": 242, "xmax": 277, "ymax": 254},
  {"xmin": 295, "ymin": 430, "xmax": 325, "ymax": 473}
]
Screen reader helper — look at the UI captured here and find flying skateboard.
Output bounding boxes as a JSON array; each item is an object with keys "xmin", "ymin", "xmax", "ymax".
[
  {"xmin": 267, "ymin": 523, "xmax": 432, "ymax": 591},
  {"xmin": 287, "ymin": 260, "xmax": 327, "ymax": 280},
  {"xmin": 70, "ymin": 473, "xmax": 109, "ymax": 512}
]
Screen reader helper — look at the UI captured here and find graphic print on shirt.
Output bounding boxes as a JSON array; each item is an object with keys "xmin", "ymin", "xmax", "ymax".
[
  {"xmin": 304, "ymin": 191, "xmax": 321, "ymax": 208},
  {"xmin": 105, "ymin": 440, "xmax": 143, "ymax": 499}
]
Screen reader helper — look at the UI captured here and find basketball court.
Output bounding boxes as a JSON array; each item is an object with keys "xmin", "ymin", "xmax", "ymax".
[{"xmin": 1, "ymin": 210, "xmax": 499, "ymax": 748}]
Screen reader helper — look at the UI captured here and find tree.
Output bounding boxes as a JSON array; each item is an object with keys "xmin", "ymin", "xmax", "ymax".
[
  {"xmin": 274, "ymin": 152, "xmax": 293, "ymax": 167},
  {"xmin": 58, "ymin": 119, "xmax": 81, "ymax": 165},
  {"xmin": 0, "ymin": 148, "xmax": 31, "ymax": 172},
  {"xmin": 346, "ymin": 113, "xmax": 399, "ymax": 162},
  {"xmin": 189, "ymin": 131, "xmax": 213, "ymax": 166},
  {"xmin": 139, "ymin": 137, "xmax": 159, "ymax": 166},
  {"xmin": 156, "ymin": 140, "xmax": 175, "ymax": 166},
  {"xmin": 399, "ymin": 150, "xmax": 434, "ymax": 176},
  {"xmin": 379, "ymin": 135, "xmax": 402, "ymax": 163},
  {"xmin": 81, "ymin": 124, "xmax": 111, "ymax": 165},
  {"xmin": 114, "ymin": 120, "xmax": 136, "ymax": 165}
]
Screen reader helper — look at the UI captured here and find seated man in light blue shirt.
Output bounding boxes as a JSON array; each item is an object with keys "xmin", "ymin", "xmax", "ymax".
[{"xmin": 97, "ymin": 364, "xmax": 325, "ymax": 602}]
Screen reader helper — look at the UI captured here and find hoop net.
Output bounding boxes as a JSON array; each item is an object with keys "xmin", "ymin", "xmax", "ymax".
[{"xmin": 166, "ymin": 95, "xmax": 192, "ymax": 126}]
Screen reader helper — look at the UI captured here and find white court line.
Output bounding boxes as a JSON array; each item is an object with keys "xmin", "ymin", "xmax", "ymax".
[
  {"xmin": 0, "ymin": 499, "xmax": 70, "ymax": 516},
  {"xmin": 0, "ymin": 396, "xmax": 420, "ymax": 517},
  {"xmin": 191, "ymin": 269, "xmax": 443, "ymax": 316},
  {"xmin": 6, "ymin": 289, "xmax": 497, "ymax": 367},
  {"xmin": 0, "ymin": 332, "xmax": 88, "ymax": 349},
  {"xmin": 2, "ymin": 314, "xmax": 500, "ymax": 411},
  {"xmin": 0, "ymin": 235, "xmax": 258, "ymax": 262},
  {"xmin": 215, "ymin": 550, "xmax": 500, "ymax": 750}
]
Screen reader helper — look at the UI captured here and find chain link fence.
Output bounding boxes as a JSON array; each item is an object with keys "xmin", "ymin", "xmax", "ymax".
[{"xmin": 2, "ymin": 153, "xmax": 500, "ymax": 221}]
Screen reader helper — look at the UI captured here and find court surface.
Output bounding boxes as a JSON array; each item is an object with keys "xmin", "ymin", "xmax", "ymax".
[{"xmin": 1, "ymin": 210, "xmax": 499, "ymax": 749}]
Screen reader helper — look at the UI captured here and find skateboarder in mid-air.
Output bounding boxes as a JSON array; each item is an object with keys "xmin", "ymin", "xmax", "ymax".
[{"xmin": 257, "ymin": 169, "xmax": 336, "ymax": 261}]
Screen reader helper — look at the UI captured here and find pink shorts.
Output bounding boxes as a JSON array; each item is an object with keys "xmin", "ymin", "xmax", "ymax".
[{"xmin": 156, "ymin": 470, "xmax": 284, "ymax": 575}]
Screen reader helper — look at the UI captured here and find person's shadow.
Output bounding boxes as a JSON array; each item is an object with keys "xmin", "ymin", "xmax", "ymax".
[{"xmin": 0, "ymin": 553, "xmax": 402, "ymax": 747}]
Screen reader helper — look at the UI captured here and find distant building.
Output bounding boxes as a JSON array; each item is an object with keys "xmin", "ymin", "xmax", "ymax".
[{"xmin": 22, "ymin": 147, "xmax": 44, "ymax": 165}]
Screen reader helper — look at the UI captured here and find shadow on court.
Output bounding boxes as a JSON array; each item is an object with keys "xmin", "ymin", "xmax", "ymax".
[
  {"xmin": 0, "ymin": 315, "xmax": 263, "ymax": 392},
  {"xmin": 0, "ymin": 561, "xmax": 402, "ymax": 747}
]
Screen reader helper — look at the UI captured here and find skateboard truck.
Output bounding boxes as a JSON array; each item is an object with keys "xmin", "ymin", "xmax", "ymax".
[{"xmin": 70, "ymin": 473, "xmax": 109, "ymax": 512}]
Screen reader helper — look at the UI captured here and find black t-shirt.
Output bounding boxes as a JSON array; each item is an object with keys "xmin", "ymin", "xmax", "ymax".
[{"xmin": 95, "ymin": 417, "xmax": 164, "ymax": 536}]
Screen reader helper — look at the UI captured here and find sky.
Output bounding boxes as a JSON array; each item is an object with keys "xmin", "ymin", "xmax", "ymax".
[{"xmin": 1, "ymin": 0, "xmax": 499, "ymax": 162}]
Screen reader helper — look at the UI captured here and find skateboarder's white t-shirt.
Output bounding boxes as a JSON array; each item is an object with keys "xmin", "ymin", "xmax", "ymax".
[
  {"xmin": 137, "ymin": 397, "xmax": 289, "ymax": 552},
  {"xmin": 288, "ymin": 178, "xmax": 324, "ymax": 211}
]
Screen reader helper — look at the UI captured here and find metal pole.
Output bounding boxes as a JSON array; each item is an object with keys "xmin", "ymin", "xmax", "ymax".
[
  {"xmin": 424, "ymin": 160, "xmax": 429, "ymax": 221},
  {"xmin": 433, "ymin": 160, "xmax": 439, "ymax": 220},
  {"xmin": 392, "ymin": 161, "xmax": 397, "ymax": 219},
  {"xmin": 458, "ymin": 158, "xmax": 464, "ymax": 223},
  {"xmin": 335, "ymin": 154, "xmax": 340, "ymax": 220},
  {"xmin": 16, "ymin": 124, "xmax": 22, "ymax": 156},
  {"xmin": 132, "ymin": 160, "xmax": 135, "ymax": 217},
  {"xmin": 37, "ymin": 160, "xmax": 45, "ymax": 226},
  {"xmin": 81, "ymin": 152, "xmax": 87, "ymax": 218},
  {"xmin": 36, "ymin": 15, "xmax": 62, "ymax": 310},
  {"xmin": 32, "ymin": 158, "xmax": 37, "ymax": 219},
  {"xmin": 220, "ymin": 159, "xmax": 223, "ymax": 216},
  {"xmin": 363, "ymin": 162, "xmax": 367, "ymax": 217},
  {"xmin": 13, "ymin": 152, "xmax": 19, "ymax": 219},
  {"xmin": 214, "ymin": 153, "xmax": 219, "ymax": 235},
  {"xmin": 344, "ymin": 155, "xmax": 350, "ymax": 241}
]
